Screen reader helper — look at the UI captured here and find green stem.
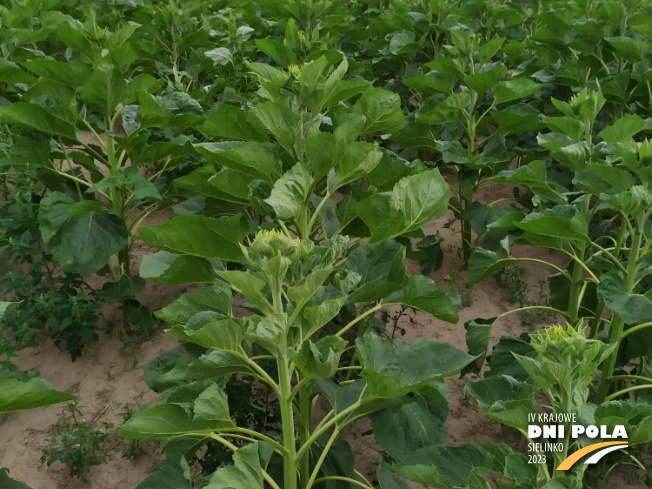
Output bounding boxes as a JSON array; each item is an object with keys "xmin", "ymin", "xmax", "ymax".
[
  {"xmin": 510, "ymin": 257, "xmax": 571, "ymax": 279},
  {"xmin": 496, "ymin": 306, "xmax": 569, "ymax": 323},
  {"xmin": 230, "ymin": 427, "xmax": 286, "ymax": 453},
  {"xmin": 128, "ymin": 203, "xmax": 158, "ymax": 234},
  {"xmin": 311, "ymin": 476, "xmax": 373, "ymax": 489},
  {"xmin": 336, "ymin": 302, "xmax": 385, "ymax": 337},
  {"xmin": 277, "ymin": 349, "xmax": 297, "ymax": 489},
  {"xmin": 590, "ymin": 242, "xmax": 627, "ymax": 274},
  {"xmin": 80, "ymin": 118, "xmax": 108, "ymax": 153},
  {"xmin": 568, "ymin": 202, "xmax": 591, "ymax": 323},
  {"xmin": 588, "ymin": 299, "xmax": 605, "ymax": 338},
  {"xmin": 621, "ymin": 321, "xmax": 652, "ymax": 339},
  {"xmin": 596, "ymin": 228, "xmax": 643, "ymax": 402},
  {"xmin": 609, "ymin": 375, "xmax": 652, "ymax": 384},
  {"xmin": 296, "ymin": 387, "xmax": 366, "ymax": 461},
  {"xmin": 605, "ymin": 384, "xmax": 652, "ymax": 401},
  {"xmin": 305, "ymin": 427, "xmax": 339, "ymax": 489},
  {"xmin": 298, "ymin": 384, "xmax": 312, "ymax": 486},
  {"xmin": 461, "ymin": 201, "xmax": 473, "ymax": 268},
  {"xmin": 307, "ymin": 191, "xmax": 333, "ymax": 233}
]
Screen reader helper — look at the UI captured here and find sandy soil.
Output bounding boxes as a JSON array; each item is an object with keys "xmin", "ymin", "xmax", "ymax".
[{"xmin": 0, "ymin": 187, "xmax": 648, "ymax": 488}]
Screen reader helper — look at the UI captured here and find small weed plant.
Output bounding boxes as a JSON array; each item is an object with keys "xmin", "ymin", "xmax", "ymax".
[
  {"xmin": 40, "ymin": 403, "xmax": 114, "ymax": 483},
  {"xmin": 119, "ymin": 404, "xmax": 145, "ymax": 461},
  {"xmin": 497, "ymin": 265, "xmax": 555, "ymax": 327}
]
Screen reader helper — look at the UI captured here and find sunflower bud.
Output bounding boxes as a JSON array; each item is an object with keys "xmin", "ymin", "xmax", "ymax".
[
  {"xmin": 244, "ymin": 230, "xmax": 299, "ymax": 271},
  {"xmin": 638, "ymin": 139, "xmax": 652, "ymax": 165}
]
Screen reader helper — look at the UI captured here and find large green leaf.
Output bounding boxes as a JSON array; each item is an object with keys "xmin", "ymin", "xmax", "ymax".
[
  {"xmin": 597, "ymin": 272, "xmax": 652, "ymax": 325},
  {"xmin": 289, "ymin": 336, "xmax": 348, "ymax": 380},
  {"xmin": 217, "ymin": 271, "xmax": 272, "ymax": 313},
  {"xmin": 485, "ymin": 335, "xmax": 534, "ymax": 381},
  {"xmin": 357, "ymin": 334, "xmax": 474, "ymax": 398},
  {"xmin": 121, "ymin": 401, "xmax": 234, "ymax": 439},
  {"xmin": 0, "ymin": 376, "xmax": 75, "ymax": 413},
  {"xmin": 463, "ymin": 317, "xmax": 496, "ymax": 374},
  {"xmin": 288, "ymin": 267, "xmax": 334, "ymax": 306},
  {"xmin": 599, "ymin": 114, "xmax": 647, "ymax": 144},
  {"xmin": 21, "ymin": 59, "xmax": 92, "ymax": 87},
  {"xmin": 264, "ymin": 162, "xmax": 312, "ymax": 220},
  {"xmin": 492, "ymin": 104, "xmax": 546, "ymax": 134},
  {"xmin": 371, "ymin": 390, "xmax": 448, "ymax": 459},
  {"xmin": 405, "ymin": 72, "xmax": 455, "ymax": 93},
  {"xmin": 156, "ymin": 283, "xmax": 232, "ymax": 325},
  {"xmin": 144, "ymin": 344, "xmax": 205, "ymax": 391},
  {"xmin": 312, "ymin": 378, "xmax": 406, "ymax": 427},
  {"xmin": 0, "ymin": 102, "xmax": 76, "ymax": 139},
  {"xmin": 205, "ymin": 47, "xmax": 233, "ymax": 66},
  {"xmin": 255, "ymin": 38, "xmax": 297, "ymax": 67},
  {"xmin": 140, "ymin": 251, "xmax": 217, "ymax": 285},
  {"xmin": 482, "ymin": 444, "xmax": 538, "ymax": 488},
  {"xmin": 366, "ymin": 151, "xmax": 427, "ymax": 192},
  {"xmin": 492, "ymin": 78, "xmax": 541, "ymax": 105},
  {"xmin": 346, "ymin": 240, "xmax": 407, "ymax": 303},
  {"xmin": 0, "ymin": 470, "xmax": 32, "ymax": 489},
  {"xmin": 135, "ymin": 454, "xmax": 191, "ymax": 489},
  {"xmin": 309, "ymin": 438, "xmax": 355, "ymax": 489},
  {"xmin": 248, "ymin": 101, "xmax": 300, "ymax": 154},
  {"xmin": 117, "ymin": 134, "xmax": 193, "ymax": 165},
  {"xmin": 199, "ymin": 105, "xmax": 266, "ymax": 141},
  {"xmin": 247, "ymin": 62, "xmax": 288, "ymax": 86},
  {"xmin": 516, "ymin": 205, "xmax": 590, "ymax": 242},
  {"xmin": 171, "ymin": 317, "xmax": 245, "ymax": 353},
  {"xmin": 0, "ymin": 58, "xmax": 37, "ymax": 84},
  {"xmin": 330, "ymin": 142, "xmax": 383, "ymax": 191},
  {"xmin": 467, "ymin": 249, "xmax": 515, "ymax": 286},
  {"xmin": 355, "ymin": 169, "xmax": 449, "ymax": 242},
  {"xmin": 140, "ymin": 214, "xmax": 247, "ymax": 262},
  {"xmin": 464, "ymin": 65, "xmax": 508, "ymax": 95},
  {"xmin": 81, "ymin": 60, "xmax": 127, "ymax": 116},
  {"xmin": 465, "ymin": 376, "xmax": 537, "ymax": 430},
  {"xmin": 417, "ymin": 92, "xmax": 468, "ymax": 125},
  {"xmin": 305, "ymin": 114, "xmax": 366, "ymax": 179},
  {"xmin": 387, "ymin": 275, "xmax": 459, "ymax": 323},
  {"xmin": 204, "ymin": 443, "xmax": 264, "ymax": 489},
  {"xmin": 352, "ymin": 88, "xmax": 404, "ymax": 135},
  {"xmin": 593, "ymin": 401, "xmax": 652, "ymax": 445},
  {"xmin": 388, "ymin": 444, "xmax": 492, "ymax": 489},
  {"xmin": 493, "ymin": 160, "xmax": 566, "ymax": 203},
  {"xmin": 193, "ymin": 142, "xmax": 281, "ymax": 183},
  {"xmin": 154, "ymin": 350, "xmax": 250, "ymax": 390},
  {"xmin": 38, "ymin": 192, "xmax": 128, "ymax": 276},
  {"xmin": 57, "ymin": 23, "xmax": 100, "ymax": 60},
  {"xmin": 302, "ymin": 288, "xmax": 346, "ymax": 335},
  {"xmin": 377, "ymin": 464, "xmax": 412, "ymax": 489}
]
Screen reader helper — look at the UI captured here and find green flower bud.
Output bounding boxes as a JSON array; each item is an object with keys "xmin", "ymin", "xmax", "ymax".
[
  {"xmin": 638, "ymin": 139, "xmax": 652, "ymax": 165},
  {"xmin": 243, "ymin": 230, "xmax": 299, "ymax": 271}
]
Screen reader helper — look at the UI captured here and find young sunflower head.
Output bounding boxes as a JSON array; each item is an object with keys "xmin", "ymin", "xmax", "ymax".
[{"xmin": 244, "ymin": 229, "xmax": 299, "ymax": 270}]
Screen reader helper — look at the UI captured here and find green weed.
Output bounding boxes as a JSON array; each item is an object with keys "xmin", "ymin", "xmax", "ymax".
[{"xmin": 40, "ymin": 403, "xmax": 114, "ymax": 483}]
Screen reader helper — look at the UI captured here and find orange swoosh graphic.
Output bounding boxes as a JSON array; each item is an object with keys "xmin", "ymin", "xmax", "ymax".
[{"xmin": 556, "ymin": 441, "xmax": 628, "ymax": 470}]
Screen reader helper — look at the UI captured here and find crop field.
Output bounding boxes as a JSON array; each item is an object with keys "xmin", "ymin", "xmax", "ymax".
[{"xmin": 0, "ymin": 0, "xmax": 651, "ymax": 488}]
